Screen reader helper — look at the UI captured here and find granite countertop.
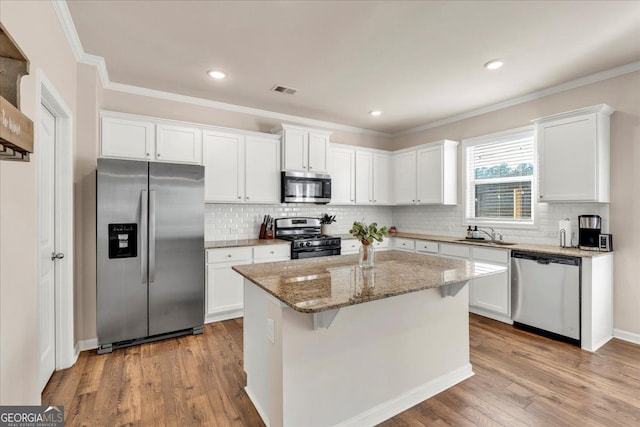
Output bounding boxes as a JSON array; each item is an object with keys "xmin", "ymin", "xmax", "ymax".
[
  {"xmin": 232, "ymin": 250, "xmax": 506, "ymax": 314},
  {"xmin": 205, "ymin": 238, "xmax": 290, "ymax": 249},
  {"xmin": 336, "ymin": 231, "xmax": 609, "ymax": 258}
]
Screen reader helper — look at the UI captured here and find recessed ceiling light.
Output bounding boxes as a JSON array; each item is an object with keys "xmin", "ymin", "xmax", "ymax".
[
  {"xmin": 207, "ymin": 70, "xmax": 226, "ymax": 80},
  {"xmin": 484, "ymin": 59, "xmax": 504, "ymax": 70},
  {"xmin": 369, "ymin": 110, "xmax": 382, "ymax": 117}
]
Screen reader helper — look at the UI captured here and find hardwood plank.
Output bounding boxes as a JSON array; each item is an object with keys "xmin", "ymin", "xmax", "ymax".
[{"xmin": 43, "ymin": 314, "xmax": 640, "ymax": 426}]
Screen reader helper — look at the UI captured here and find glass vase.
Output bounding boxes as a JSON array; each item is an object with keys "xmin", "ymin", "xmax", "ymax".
[{"xmin": 359, "ymin": 243, "xmax": 375, "ymax": 269}]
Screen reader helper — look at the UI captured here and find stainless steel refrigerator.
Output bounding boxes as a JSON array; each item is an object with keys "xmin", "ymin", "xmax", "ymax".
[{"xmin": 96, "ymin": 158, "xmax": 204, "ymax": 353}]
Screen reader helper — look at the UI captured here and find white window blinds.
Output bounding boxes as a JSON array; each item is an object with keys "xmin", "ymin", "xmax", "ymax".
[{"xmin": 464, "ymin": 128, "xmax": 535, "ymax": 224}]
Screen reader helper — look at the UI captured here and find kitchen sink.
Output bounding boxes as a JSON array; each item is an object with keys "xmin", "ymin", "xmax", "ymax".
[{"xmin": 455, "ymin": 239, "xmax": 518, "ymax": 246}]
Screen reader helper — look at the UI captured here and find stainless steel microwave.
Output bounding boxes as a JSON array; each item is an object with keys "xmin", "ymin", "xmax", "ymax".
[{"xmin": 281, "ymin": 171, "xmax": 331, "ymax": 204}]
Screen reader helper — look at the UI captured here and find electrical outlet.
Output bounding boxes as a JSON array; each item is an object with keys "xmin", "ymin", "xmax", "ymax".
[
  {"xmin": 230, "ymin": 228, "xmax": 238, "ymax": 234},
  {"xmin": 267, "ymin": 318, "xmax": 275, "ymax": 343}
]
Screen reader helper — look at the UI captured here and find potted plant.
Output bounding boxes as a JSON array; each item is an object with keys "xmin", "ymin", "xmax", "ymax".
[
  {"xmin": 319, "ymin": 213, "xmax": 336, "ymax": 235},
  {"xmin": 349, "ymin": 221, "xmax": 388, "ymax": 268}
]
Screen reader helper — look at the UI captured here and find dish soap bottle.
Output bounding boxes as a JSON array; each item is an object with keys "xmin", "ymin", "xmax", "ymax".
[
  {"xmin": 466, "ymin": 226, "xmax": 472, "ymax": 238},
  {"xmin": 472, "ymin": 226, "xmax": 480, "ymax": 239}
]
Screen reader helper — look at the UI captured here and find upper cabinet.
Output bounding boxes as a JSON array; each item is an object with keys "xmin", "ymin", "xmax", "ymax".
[
  {"xmin": 393, "ymin": 140, "xmax": 458, "ymax": 205},
  {"xmin": 328, "ymin": 145, "xmax": 356, "ymax": 205},
  {"xmin": 534, "ymin": 104, "xmax": 614, "ymax": 203},
  {"xmin": 100, "ymin": 111, "xmax": 202, "ymax": 165},
  {"xmin": 355, "ymin": 150, "xmax": 391, "ymax": 204},
  {"xmin": 203, "ymin": 130, "xmax": 280, "ymax": 204},
  {"xmin": 273, "ymin": 124, "xmax": 331, "ymax": 173}
]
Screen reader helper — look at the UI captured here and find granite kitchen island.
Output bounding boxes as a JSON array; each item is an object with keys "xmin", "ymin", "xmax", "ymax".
[{"xmin": 233, "ymin": 250, "xmax": 506, "ymax": 427}]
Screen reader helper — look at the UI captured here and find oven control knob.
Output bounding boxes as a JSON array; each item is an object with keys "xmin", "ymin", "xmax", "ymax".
[{"xmin": 306, "ymin": 241, "xmax": 312, "ymax": 247}]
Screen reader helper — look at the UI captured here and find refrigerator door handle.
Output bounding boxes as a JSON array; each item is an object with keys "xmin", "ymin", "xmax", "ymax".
[
  {"xmin": 140, "ymin": 190, "xmax": 148, "ymax": 284},
  {"xmin": 149, "ymin": 190, "xmax": 157, "ymax": 284}
]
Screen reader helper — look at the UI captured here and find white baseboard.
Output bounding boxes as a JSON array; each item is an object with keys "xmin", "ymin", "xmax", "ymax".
[
  {"xmin": 245, "ymin": 386, "xmax": 270, "ymax": 427},
  {"xmin": 335, "ymin": 364, "xmax": 474, "ymax": 427},
  {"xmin": 614, "ymin": 329, "xmax": 640, "ymax": 346}
]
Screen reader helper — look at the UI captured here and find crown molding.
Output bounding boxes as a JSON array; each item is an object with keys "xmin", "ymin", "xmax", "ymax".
[
  {"xmin": 396, "ymin": 60, "xmax": 640, "ymax": 137},
  {"xmin": 52, "ymin": 0, "xmax": 640, "ymax": 140}
]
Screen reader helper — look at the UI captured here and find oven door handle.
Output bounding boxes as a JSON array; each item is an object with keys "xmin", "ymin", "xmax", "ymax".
[{"xmin": 297, "ymin": 247, "xmax": 339, "ymax": 253}]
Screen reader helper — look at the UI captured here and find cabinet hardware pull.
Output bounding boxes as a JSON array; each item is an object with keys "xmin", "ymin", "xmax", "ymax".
[
  {"xmin": 238, "ymin": 196, "xmax": 241, "ymax": 199},
  {"xmin": 157, "ymin": 153, "xmax": 161, "ymax": 157},
  {"xmin": 227, "ymin": 254, "xmax": 232, "ymax": 257}
]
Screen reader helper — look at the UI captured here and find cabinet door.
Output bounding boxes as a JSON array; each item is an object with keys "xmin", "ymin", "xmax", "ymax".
[
  {"xmin": 203, "ymin": 131, "xmax": 244, "ymax": 202},
  {"xmin": 341, "ymin": 239, "xmax": 359, "ymax": 255},
  {"xmin": 155, "ymin": 124, "xmax": 202, "ymax": 164},
  {"xmin": 470, "ymin": 270, "xmax": 510, "ymax": 316},
  {"xmin": 101, "ymin": 116, "xmax": 154, "ymax": 160},
  {"xmin": 417, "ymin": 146, "xmax": 443, "ymax": 204},
  {"xmin": 283, "ymin": 128, "xmax": 308, "ymax": 171},
  {"xmin": 394, "ymin": 238, "xmax": 415, "ymax": 252},
  {"xmin": 328, "ymin": 147, "xmax": 355, "ymax": 204},
  {"xmin": 245, "ymin": 136, "xmax": 280, "ymax": 203},
  {"xmin": 355, "ymin": 151, "xmax": 373, "ymax": 204},
  {"xmin": 538, "ymin": 114, "xmax": 597, "ymax": 201},
  {"xmin": 206, "ymin": 260, "xmax": 251, "ymax": 318},
  {"xmin": 308, "ymin": 132, "xmax": 329, "ymax": 172},
  {"xmin": 393, "ymin": 151, "xmax": 417, "ymax": 204},
  {"xmin": 373, "ymin": 153, "xmax": 390, "ymax": 204}
]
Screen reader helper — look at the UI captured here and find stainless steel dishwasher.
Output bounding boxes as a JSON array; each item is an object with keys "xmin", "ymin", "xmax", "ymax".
[{"xmin": 511, "ymin": 251, "xmax": 581, "ymax": 345}]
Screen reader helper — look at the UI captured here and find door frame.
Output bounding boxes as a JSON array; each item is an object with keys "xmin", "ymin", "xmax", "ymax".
[{"xmin": 36, "ymin": 70, "xmax": 75, "ymax": 371}]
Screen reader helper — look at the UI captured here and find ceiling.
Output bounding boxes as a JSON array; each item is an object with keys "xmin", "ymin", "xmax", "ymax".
[{"xmin": 66, "ymin": 0, "xmax": 640, "ymax": 134}]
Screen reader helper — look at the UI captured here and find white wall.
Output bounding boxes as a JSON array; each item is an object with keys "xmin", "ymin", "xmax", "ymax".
[{"xmin": 0, "ymin": 0, "xmax": 78, "ymax": 404}]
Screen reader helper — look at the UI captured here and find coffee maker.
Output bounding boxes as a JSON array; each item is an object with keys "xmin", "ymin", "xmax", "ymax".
[{"xmin": 578, "ymin": 215, "xmax": 601, "ymax": 250}]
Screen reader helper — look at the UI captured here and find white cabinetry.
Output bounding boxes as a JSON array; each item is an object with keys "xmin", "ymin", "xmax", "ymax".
[
  {"xmin": 535, "ymin": 104, "xmax": 613, "ymax": 203},
  {"xmin": 101, "ymin": 114, "xmax": 155, "ymax": 160},
  {"xmin": 206, "ymin": 247, "xmax": 253, "ymax": 322},
  {"xmin": 203, "ymin": 130, "xmax": 280, "ymax": 203},
  {"xmin": 468, "ymin": 247, "xmax": 510, "ymax": 322},
  {"xmin": 274, "ymin": 124, "xmax": 331, "ymax": 172},
  {"xmin": 206, "ymin": 244, "xmax": 290, "ymax": 323},
  {"xmin": 355, "ymin": 151, "xmax": 391, "ymax": 204},
  {"xmin": 341, "ymin": 239, "xmax": 360, "ymax": 255},
  {"xmin": 101, "ymin": 111, "xmax": 202, "ymax": 164},
  {"xmin": 155, "ymin": 123, "xmax": 202, "ymax": 164},
  {"xmin": 393, "ymin": 151, "xmax": 417, "ymax": 204},
  {"xmin": 393, "ymin": 140, "xmax": 458, "ymax": 205},
  {"xmin": 393, "ymin": 238, "xmax": 416, "ymax": 252},
  {"xmin": 328, "ymin": 145, "xmax": 355, "ymax": 204}
]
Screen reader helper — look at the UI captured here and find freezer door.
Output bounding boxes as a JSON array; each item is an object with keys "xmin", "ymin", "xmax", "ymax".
[
  {"xmin": 97, "ymin": 158, "xmax": 149, "ymax": 344},
  {"xmin": 148, "ymin": 162, "xmax": 205, "ymax": 336}
]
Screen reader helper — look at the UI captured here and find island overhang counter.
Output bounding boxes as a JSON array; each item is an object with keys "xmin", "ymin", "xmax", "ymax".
[{"xmin": 233, "ymin": 250, "xmax": 506, "ymax": 427}]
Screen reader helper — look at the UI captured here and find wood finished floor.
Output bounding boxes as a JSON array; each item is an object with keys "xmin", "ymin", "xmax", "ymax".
[{"xmin": 43, "ymin": 314, "xmax": 640, "ymax": 426}]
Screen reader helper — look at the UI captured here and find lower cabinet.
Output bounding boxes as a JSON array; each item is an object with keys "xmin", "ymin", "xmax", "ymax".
[
  {"xmin": 440, "ymin": 243, "xmax": 511, "ymax": 323},
  {"xmin": 206, "ymin": 244, "xmax": 290, "ymax": 323},
  {"xmin": 468, "ymin": 247, "xmax": 510, "ymax": 323},
  {"xmin": 342, "ymin": 238, "xmax": 390, "ymax": 255}
]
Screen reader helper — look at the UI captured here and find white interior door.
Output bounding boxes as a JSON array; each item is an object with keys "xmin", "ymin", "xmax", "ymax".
[{"xmin": 38, "ymin": 105, "xmax": 57, "ymax": 391}]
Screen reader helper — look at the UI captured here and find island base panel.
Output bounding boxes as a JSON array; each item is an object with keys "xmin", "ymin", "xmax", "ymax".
[{"xmin": 243, "ymin": 279, "xmax": 472, "ymax": 427}]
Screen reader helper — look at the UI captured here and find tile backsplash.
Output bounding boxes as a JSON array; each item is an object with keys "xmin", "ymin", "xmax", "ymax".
[
  {"xmin": 206, "ymin": 202, "xmax": 608, "ymax": 246},
  {"xmin": 392, "ymin": 202, "xmax": 609, "ymax": 246},
  {"xmin": 205, "ymin": 204, "xmax": 393, "ymax": 241}
]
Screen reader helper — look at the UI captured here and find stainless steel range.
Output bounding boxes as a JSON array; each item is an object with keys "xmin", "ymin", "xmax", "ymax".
[{"xmin": 274, "ymin": 217, "xmax": 341, "ymax": 259}]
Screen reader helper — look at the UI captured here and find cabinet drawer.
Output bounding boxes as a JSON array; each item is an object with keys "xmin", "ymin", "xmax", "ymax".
[
  {"xmin": 253, "ymin": 244, "xmax": 290, "ymax": 261},
  {"xmin": 440, "ymin": 243, "xmax": 470, "ymax": 259},
  {"xmin": 394, "ymin": 238, "xmax": 415, "ymax": 252},
  {"xmin": 207, "ymin": 247, "xmax": 253, "ymax": 263},
  {"xmin": 373, "ymin": 239, "xmax": 390, "ymax": 249},
  {"xmin": 416, "ymin": 240, "xmax": 438, "ymax": 254},
  {"xmin": 341, "ymin": 239, "xmax": 360, "ymax": 254},
  {"xmin": 472, "ymin": 247, "xmax": 509, "ymax": 265}
]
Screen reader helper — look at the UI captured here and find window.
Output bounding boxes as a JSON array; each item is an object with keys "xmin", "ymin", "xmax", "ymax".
[{"xmin": 463, "ymin": 127, "xmax": 535, "ymax": 225}]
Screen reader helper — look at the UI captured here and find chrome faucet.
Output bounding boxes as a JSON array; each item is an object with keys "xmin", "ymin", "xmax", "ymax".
[{"xmin": 478, "ymin": 227, "xmax": 503, "ymax": 242}]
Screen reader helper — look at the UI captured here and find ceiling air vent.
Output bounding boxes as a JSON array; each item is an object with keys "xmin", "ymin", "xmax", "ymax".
[{"xmin": 270, "ymin": 84, "xmax": 297, "ymax": 95}]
